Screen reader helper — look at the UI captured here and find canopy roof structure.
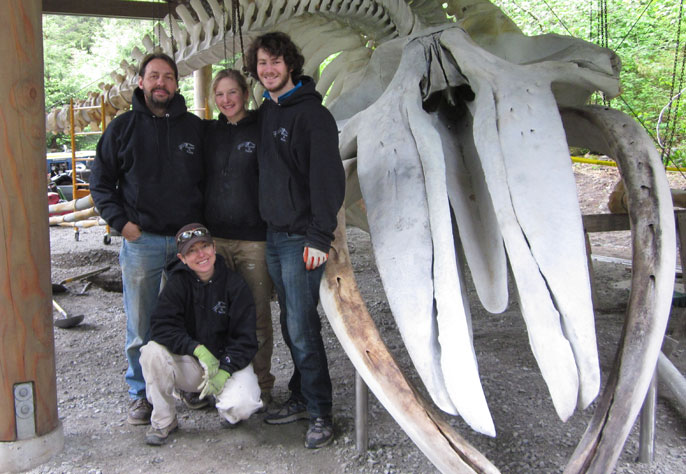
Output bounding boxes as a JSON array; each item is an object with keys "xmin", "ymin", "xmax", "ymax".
[{"xmin": 42, "ymin": 0, "xmax": 185, "ymax": 19}]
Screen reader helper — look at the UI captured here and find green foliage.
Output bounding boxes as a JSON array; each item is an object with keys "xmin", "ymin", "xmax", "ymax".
[
  {"xmin": 43, "ymin": 15, "xmax": 155, "ymax": 150},
  {"xmin": 491, "ymin": 0, "xmax": 686, "ymax": 166}
]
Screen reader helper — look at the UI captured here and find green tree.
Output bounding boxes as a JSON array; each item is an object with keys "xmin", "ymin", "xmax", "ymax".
[
  {"xmin": 492, "ymin": 0, "xmax": 685, "ymax": 165},
  {"xmin": 43, "ymin": 15, "xmax": 169, "ymax": 150}
]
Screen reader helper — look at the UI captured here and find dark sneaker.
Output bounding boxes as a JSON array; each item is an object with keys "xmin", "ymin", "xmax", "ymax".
[
  {"xmin": 263, "ymin": 397, "xmax": 308, "ymax": 425},
  {"xmin": 127, "ymin": 398, "xmax": 152, "ymax": 425},
  {"xmin": 180, "ymin": 390, "xmax": 209, "ymax": 410},
  {"xmin": 305, "ymin": 417, "xmax": 334, "ymax": 449},
  {"xmin": 145, "ymin": 417, "xmax": 178, "ymax": 446}
]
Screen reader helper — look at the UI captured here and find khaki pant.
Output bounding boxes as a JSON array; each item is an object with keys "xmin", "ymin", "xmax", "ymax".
[
  {"xmin": 214, "ymin": 238, "xmax": 275, "ymax": 394},
  {"xmin": 140, "ymin": 341, "xmax": 262, "ymax": 429}
]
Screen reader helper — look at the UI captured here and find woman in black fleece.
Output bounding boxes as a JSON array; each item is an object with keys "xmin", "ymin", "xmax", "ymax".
[{"xmin": 202, "ymin": 69, "xmax": 275, "ymax": 407}]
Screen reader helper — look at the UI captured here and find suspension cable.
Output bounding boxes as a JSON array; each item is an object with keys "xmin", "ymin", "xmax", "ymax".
[
  {"xmin": 616, "ymin": 95, "xmax": 658, "ymax": 143},
  {"xmin": 539, "ymin": 0, "xmax": 573, "ymax": 36},
  {"xmin": 615, "ymin": 0, "xmax": 656, "ymax": 50}
]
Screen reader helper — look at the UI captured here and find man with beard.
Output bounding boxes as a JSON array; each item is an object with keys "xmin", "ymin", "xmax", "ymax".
[
  {"xmin": 245, "ymin": 32, "xmax": 345, "ymax": 449},
  {"xmin": 90, "ymin": 53, "xmax": 204, "ymax": 426}
]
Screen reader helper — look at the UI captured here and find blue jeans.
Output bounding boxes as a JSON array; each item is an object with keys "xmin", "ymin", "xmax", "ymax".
[
  {"xmin": 119, "ymin": 232, "xmax": 177, "ymax": 400},
  {"xmin": 266, "ymin": 231, "xmax": 332, "ymax": 418}
]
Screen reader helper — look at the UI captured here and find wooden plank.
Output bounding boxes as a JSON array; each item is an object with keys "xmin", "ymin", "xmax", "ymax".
[
  {"xmin": 582, "ymin": 213, "xmax": 630, "ymax": 233},
  {"xmin": 583, "ymin": 210, "xmax": 686, "ymax": 233},
  {"xmin": 42, "ymin": 0, "xmax": 181, "ymax": 19}
]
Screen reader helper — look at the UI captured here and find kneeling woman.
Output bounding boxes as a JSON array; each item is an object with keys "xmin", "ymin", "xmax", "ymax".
[{"xmin": 140, "ymin": 224, "xmax": 263, "ymax": 445}]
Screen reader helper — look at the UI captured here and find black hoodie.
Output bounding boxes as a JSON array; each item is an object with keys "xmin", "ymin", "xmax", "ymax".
[
  {"xmin": 150, "ymin": 254, "xmax": 257, "ymax": 375},
  {"xmin": 257, "ymin": 76, "xmax": 345, "ymax": 253},
  {"xmin": 90, "ymin": 88, "xmax": 204, "ymax": 236},
  {"xmin": 203, "ymin": 112, "xmax": 266, "ymax": 241}
]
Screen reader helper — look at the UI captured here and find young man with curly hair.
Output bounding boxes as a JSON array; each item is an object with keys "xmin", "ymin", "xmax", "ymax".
[{"xmin": 245, "ymin": 32, "xmax": 345, "ymax": 449}]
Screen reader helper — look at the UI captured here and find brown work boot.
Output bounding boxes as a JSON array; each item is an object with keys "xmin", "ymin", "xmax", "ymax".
[
  {"xmin": 127, "ymin": 398, "xmax": 152, "ymax": 425},
  {"xmin": 145, "ymin": 417, "xmax": 178, "ymax": 446}
]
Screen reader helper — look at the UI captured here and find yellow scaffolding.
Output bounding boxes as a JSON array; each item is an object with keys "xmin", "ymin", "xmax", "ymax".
[
  {"xmin": 66, "ymin": 97, "xmax": 211, "ymax": 243},
  {"xmin": 68, "ymin": 98, "xmax": 108, "ymax": 242}
]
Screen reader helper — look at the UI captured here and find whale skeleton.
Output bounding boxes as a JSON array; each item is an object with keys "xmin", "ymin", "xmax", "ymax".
[{"xmin": 45, "ymin": 1, "xmax": 676, "ymax": 472}]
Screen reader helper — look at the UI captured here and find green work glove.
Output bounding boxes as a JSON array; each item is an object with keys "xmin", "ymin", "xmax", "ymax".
[
  {"xmin": 198, "ymin": 369, "xmax": 230, "ymax": 400},
  {"xmin": 193, "ymin": 344, "xmax": 219, "ymax": 381}
]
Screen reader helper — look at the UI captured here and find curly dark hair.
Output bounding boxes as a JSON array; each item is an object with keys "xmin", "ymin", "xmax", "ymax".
[
  {"xmin": 138, "ymin": 52, "xmax": 179, "ymax": 82},
  {"xmin": 244, "ymin": 32, "xmax": 304, "ymax": 83}
]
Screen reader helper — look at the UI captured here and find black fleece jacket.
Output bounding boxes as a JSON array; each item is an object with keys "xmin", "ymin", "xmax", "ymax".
[
  {"xmin": 150, "ymin": 254, "xmax": 257, "ymax": 375},
  {"xmin": 203, "ymin": 112, "xmax": 266, "ymax": 241},
  {"xmin": 90, "ymin": 88, "xmax": 204, "ymax": 236},
  {"xmin": 257, "ymin": 77, "xmax": 345, "ymax": 253}
]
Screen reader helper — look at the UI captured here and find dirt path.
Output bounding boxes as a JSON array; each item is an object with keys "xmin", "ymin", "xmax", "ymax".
[{"xmin": 33, "ymin": 164, "xmax": 686, "ymax": 473}]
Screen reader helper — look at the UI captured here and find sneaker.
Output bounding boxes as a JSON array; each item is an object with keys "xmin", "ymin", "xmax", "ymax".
[
  {"xmin": 145, "ymin": 417, "xmax": 178, "ymax": 446},
  {"xmin": 127, "ymin": 398, "xmax": 152, "ymax": 425},
  {"xmin": 180, "ymin": 390, "xmax": 209, "ymax": 410},
  {"xmin": 263, "ymin": 397, "xmax": 308, "ymax": 425},
  {"xmin": 305, "ymin": 417, "xmax": 334, "ymax": 449}
]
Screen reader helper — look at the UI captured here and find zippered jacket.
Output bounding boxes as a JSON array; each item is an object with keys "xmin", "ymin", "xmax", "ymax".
[
  {"xmin": 150, "ymin": 254, "xmax": 257, "ymax": 375},
  {"xmin": 257, "ymin": 76, "xmax": 345, "ymax": 253},
  {"xmin": 90, "ymin": 88, "xmax": 204, "ymax": 236},
  {"xmin": 203, "ymin": 112, "xmax": 266, "ymax": 241}
]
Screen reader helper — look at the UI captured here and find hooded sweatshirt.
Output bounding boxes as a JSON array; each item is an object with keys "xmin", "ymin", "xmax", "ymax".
[
  {"xmin": 90, "ymin": 88, "xmax": 204, "ymax": 236},
  {"xmin": 257, "ymin": 76, "xmax": 345, "ymax": 253},
  {"xmin": 150, "ymin": 254, "xmax": 257, "ymax": 375},
  {"xmin": 203, "ymin": 112, "xmax": 266, "ymax": 241}
]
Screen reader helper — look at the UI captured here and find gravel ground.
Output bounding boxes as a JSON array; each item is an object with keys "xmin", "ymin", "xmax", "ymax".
[{"xmin": 32, "ymin": 164, "xmax": 686, "ymax": 473}]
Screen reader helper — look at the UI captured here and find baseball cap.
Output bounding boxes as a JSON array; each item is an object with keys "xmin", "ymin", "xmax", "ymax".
[{"xmin": 175, "ymin": 223, "xmax": 213, "ymax": 255}]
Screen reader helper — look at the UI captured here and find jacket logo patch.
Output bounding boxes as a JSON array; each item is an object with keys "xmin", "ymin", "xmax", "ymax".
[
  {"xmin": 273, "ymin": 127, "xmax": 288, "ymax": 143},
  {"xmin": 212, "ymin": 301, "xmax": 227, "ymax": 315},
  {"xmin": 238, "ymin": 141, "xmax": 256, "ymax": 153},
  {"xmin": 178, "ymin": 142, "xmax": 196, "ymax": 155}
]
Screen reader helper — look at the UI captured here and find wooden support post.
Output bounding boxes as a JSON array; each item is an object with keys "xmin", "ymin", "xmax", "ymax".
[
  {"xmin": 193, "ymin": 64, "xmax": 212, "ymax": 119},
  {"xmin": 0, "ymin": 0, "xmax": 63, "ymax": 471}
]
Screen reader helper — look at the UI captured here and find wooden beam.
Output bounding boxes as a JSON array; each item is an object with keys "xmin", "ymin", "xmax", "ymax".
[
  {"xmin": 0, "ymin": 0, "xmax": 63, "ymax": 470},
  {"xmin": 42, "ymin": 0, "xmax": 182, "ymax": 19},
  {"xmin": 582, "ymin": 213, "xmax": 630, "ymax": 233},
  {"xmin": 583, "ymin": 210, "xmax": 686, "ymax": 233}
]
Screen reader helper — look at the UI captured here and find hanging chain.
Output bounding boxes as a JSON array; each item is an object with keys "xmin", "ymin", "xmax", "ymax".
[
  {"xmin": 661, "ymin": 0, "xmax": 685, "ymax": 163},
  {"xmin": 223, "ymin": 4, "xmax": 229, "ymax": 66},
  {"xmin": 167, "ymin": 0, "xmax": 176, "ymax": 57},
  {"xmin": 232, "ymin": 0, "xmax": 247, "ymax": 73},
  {"xmin": 589, "ymin": 0, "xmax": 593, "ymax": 43},
  {"xmin": 593, "ymin": 0, "xmax": 610, "ymax": 105},
  {"xmin": 152, "ymin": 0, "xmax": 160, "ymax": 50},
  {"xmin": 602, "ymin": 0, "xmax": 609, "ymax": 49}
]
